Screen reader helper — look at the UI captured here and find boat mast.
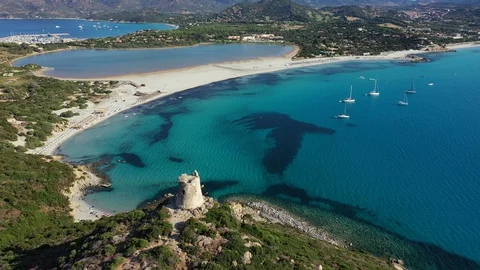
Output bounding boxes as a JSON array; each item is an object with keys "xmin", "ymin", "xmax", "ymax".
[
  {"xmin": 344, "ymin": 103, "xmax": 347, "ymax": 115},
  {"xmin": 349, "ymin": 85, "xmax": 353, "ymax": 99}
]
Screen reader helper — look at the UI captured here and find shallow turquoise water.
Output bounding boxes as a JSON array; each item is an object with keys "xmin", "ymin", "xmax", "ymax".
[
  {"xmin": 58, "ymin": 48, "xmax": 480, "ymax": 268},
  {"xmin": 0, "ymin": 19, "xmax": 174, "ymax": 38},
  {"xmin": 13, "ymin": 44, "xmax": 293, "ymax": 78}
]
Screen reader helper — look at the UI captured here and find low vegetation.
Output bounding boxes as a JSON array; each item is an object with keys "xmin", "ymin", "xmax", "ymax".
[
  {"xmin": 0, "ymin": 44, "xmax": 118, "ymax": 149},
  {"xmin": 1, "ymin": 196, "xmax": 396, "ymax": 269},
  {"xmin": 0, "ymin": 146, "xmax": 89, "ymax": 268}
]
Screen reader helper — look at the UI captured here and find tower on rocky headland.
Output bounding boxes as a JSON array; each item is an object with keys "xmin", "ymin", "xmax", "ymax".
[{"xmin": 175, "ymin": 170, "xmax": 204, "ymax": 210}]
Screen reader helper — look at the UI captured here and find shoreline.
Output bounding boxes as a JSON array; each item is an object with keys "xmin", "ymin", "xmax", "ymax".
[
  {"xmin": 228, "ymin": 199, "xmax": 344, "ymax": 247},
  {"xmin": 25, "ymin": 42, "xmax": 480, "ymax": 222},
  {"xmin": 63, "ymin": 164, "xmax": 112, "ymax": 221}
]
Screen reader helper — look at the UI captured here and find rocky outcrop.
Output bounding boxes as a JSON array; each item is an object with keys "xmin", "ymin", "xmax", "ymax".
[
  {"xmin": 406, "ymin": 54, "xmax": 429, "ymax": 63},
  {"xmin": 230, "ymin": 201, "xmax": 344, "ymax": 247},
  {"xmin": 242, "ymin": 251, "xmax": 252, "ymax": 265}
]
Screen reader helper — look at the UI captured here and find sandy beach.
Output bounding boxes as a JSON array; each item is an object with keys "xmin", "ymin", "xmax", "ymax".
[
  {"xmin": 63, "ymin": 164, "xmax": 112, "ymax": 221},
  {"xmin": 26, "ymin": 42, "xmax": 479, "ymax": 221}
]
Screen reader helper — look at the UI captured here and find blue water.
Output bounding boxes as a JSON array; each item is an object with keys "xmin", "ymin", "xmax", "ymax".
[
  {"xmin": 12, "ymin": 44, "xmax": 293, "ymax": 78},
  {"xmin": 0, "ymin": 19, "xmax": 174, "ymax": 38},
  {"xmin": 58, "ymin": 48, "xmax": 480, "ymax": 268}
]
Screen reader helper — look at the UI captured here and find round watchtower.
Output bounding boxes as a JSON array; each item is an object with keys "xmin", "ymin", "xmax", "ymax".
[{"xmin": 175, "ymin": 170, "xmax": 204, "ymax": 210}]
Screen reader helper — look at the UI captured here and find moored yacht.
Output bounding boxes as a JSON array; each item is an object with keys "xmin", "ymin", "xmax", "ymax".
[
  {"xmin": 342, "ymin": 85, "xmax": 355, "ymax": 103},
  {"xmin": 368, "ymin": 79, "xmax": 380, "ymax": 96},
  {"xmin": 398, "ymin": 93, "xmax": 408, "ymax": 106},
  {"xmin": 336, "ymin": 103, "xmax": 350, "ymax": 119},
  {"xmin": 405, "ymin": 79, "xmax": 416, "ymax": 94}
]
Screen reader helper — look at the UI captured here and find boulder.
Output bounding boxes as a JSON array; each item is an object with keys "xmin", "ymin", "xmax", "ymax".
[
  {"xmin": 242, "ymin": 251, "xmax": 252, "ymax": 265},
  {"xmin": 196, "ymin": 235, "xmax": 213, "ymax": 248}
]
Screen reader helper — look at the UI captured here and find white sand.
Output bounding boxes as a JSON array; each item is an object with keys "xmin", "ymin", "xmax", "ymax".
[
  {"xmin": 63, "ymin": 165, "xmax": 112, "ymax": 221},
  {"xmin": 28, "ymin": 42, "xmax": 479, "ymax": 221},
  {"xmin": 446, "ymin": 42, "xmax": 480, "ymax": 50}
]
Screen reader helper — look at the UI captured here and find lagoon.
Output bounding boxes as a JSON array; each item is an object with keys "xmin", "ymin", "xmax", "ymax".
[
  {"xmin": 0, "ymin": 19, "xmax": 175, "ymax": 39},
  {"xmin": 58, "ymin": 48, "xmax": 480, "ymax": 269},
  {"xmin": 13, "ymin": 44, "xmax": 294, "ymax": 78}
]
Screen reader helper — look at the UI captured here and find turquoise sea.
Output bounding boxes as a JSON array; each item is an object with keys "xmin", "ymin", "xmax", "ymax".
[
  {"xmin": 0, "ymin": 19, "xmax": 174, "ymax": 38},
  {"xmin": 12, "ymin": 44, "xmax": 293, "ymax": 78},
  {"xmin": 58, "ymin": 48, "xmax": 480, "ymax": 269}
]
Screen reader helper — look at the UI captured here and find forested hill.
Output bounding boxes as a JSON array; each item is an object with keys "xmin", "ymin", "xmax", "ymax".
[
  {"xmin": 1, "ymin": 0, "xmax": 479, "ymax": 18},
  {"xmin": 215, "ymin": 0, "xmax": 328, "ymax": 23}
]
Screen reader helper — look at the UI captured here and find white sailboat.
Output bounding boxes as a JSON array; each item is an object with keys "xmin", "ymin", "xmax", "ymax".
[
  {"xmin": 368, "ymin": 79, "xmax": 380, "ymax": 96},
  {"xmin": 342, "ymin": 85, "xmax": 355, "ymax": 103},
  {"xmin": 336, "ymin": 103, "xmax": 350, "ymax": 119},
  {"xmin": 405, "ymin": 79, "xmax": 416, "ymax": 94},
  {"xmin": 398, "ymin": 93, "xmax": 408, "ymax": 106}
]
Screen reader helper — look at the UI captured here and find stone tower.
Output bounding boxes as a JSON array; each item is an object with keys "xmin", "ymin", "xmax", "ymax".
[{"xmin": 175, "ymin": 170, "xmax": 204, "ymax": 210}]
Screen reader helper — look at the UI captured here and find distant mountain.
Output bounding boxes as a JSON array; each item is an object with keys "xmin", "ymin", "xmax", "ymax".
[
  {"xmin": 0, "ymin": 0, "xmax": 478, "ymax": 18},
  {"xmin": 215, "ymin": 0, "xmax": 325, "ymax": 22},
  {"xmin": 0, "ymin": 0, "xmax": 239, "ymax": 18},
  {"xmin": 296, "ymin": 0, "xmax": 479, "ymax": 7}
]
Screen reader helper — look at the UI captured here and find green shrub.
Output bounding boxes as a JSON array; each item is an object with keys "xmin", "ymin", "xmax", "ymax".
[
  {"xmin": 106, "ymin": 256, "xmax": 124, "ymax": 270},
  {"xmin": 15, "ymin": 145, "xmax": 27, "ymax": 152},
  {"xmin": 59, "ymin": 110, "xmax": 75, "ymax": 118},
  {"xmin": 0, "ymin": 141, "xmax": 15, "ymax": 151},
  {"xmin": 145, "ymin": 246, "xmax": 177, "ymax": 268},
  {"xmin": 0, "ymin": 118, "xmax": 18, "ymax": 141},
  {"xmin": 205, "ymin": 204, "xmax": 238, "ymax": 229},
  {"xmin": 124, "ymin": 238, "xmax": 149, "ymax": 256},
  {"xmin": 104, "ymin": 244, "xmax": 116, "ymax": 256},
  {"xmin": 25, "ymin": 136, "xmax": 43, "ymax": 149},
  {"xmin": 142, "ymin": 223, "xmax": 173, "ymax": 241}
]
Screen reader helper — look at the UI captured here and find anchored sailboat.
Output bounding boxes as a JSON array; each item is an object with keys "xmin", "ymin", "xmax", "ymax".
[
  {"xmin": 336, "ymin": 103, "xmax": 350, "ymax": 119},
  {"xmin": 405, "ymin": 79, "xmax": 416, "ymax": 94},
  {"xmin": 342, "ymin": 85, "xmax": 355, "ymax": 103},
  {"xmin": 368, "ymin": 79, "xmax": 380, "ymax": 96},
  {"xmin": 398, "ymin": 93, "xmax": 408, "ymax": 106}
]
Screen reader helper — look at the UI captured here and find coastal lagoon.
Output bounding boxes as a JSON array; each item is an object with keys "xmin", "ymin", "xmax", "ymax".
[
  {"xmin": 0, "ymin": 19, "xmax": 174, "ymax": 38},
  {"xmin": 13, "ymin": 44, "xmax": 294, "ymax": 78},
  {"xmin": 58, "ymin": 48, "xmax": 480, "ymax": 269}
]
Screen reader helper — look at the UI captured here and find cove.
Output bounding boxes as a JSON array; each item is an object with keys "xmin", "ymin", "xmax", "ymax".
[{"xmin": 58, "ymin": 47, "xmax": 480, "ymax": 269}]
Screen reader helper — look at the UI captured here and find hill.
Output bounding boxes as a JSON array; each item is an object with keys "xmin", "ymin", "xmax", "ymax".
[
  {"xmin": 215, "ymin": 0, "xmax": 328, "ymax": 23},
  {"xmin": 0, "ymin": 0, "xmax": 239, "ymax": 18},
  {"xmin": 4, "ymin": 193, "xmax": 397, "ymax": 269},
  {"xmin": 1, "ymin": 0, "xmax": 479, "ymax": 18}
]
